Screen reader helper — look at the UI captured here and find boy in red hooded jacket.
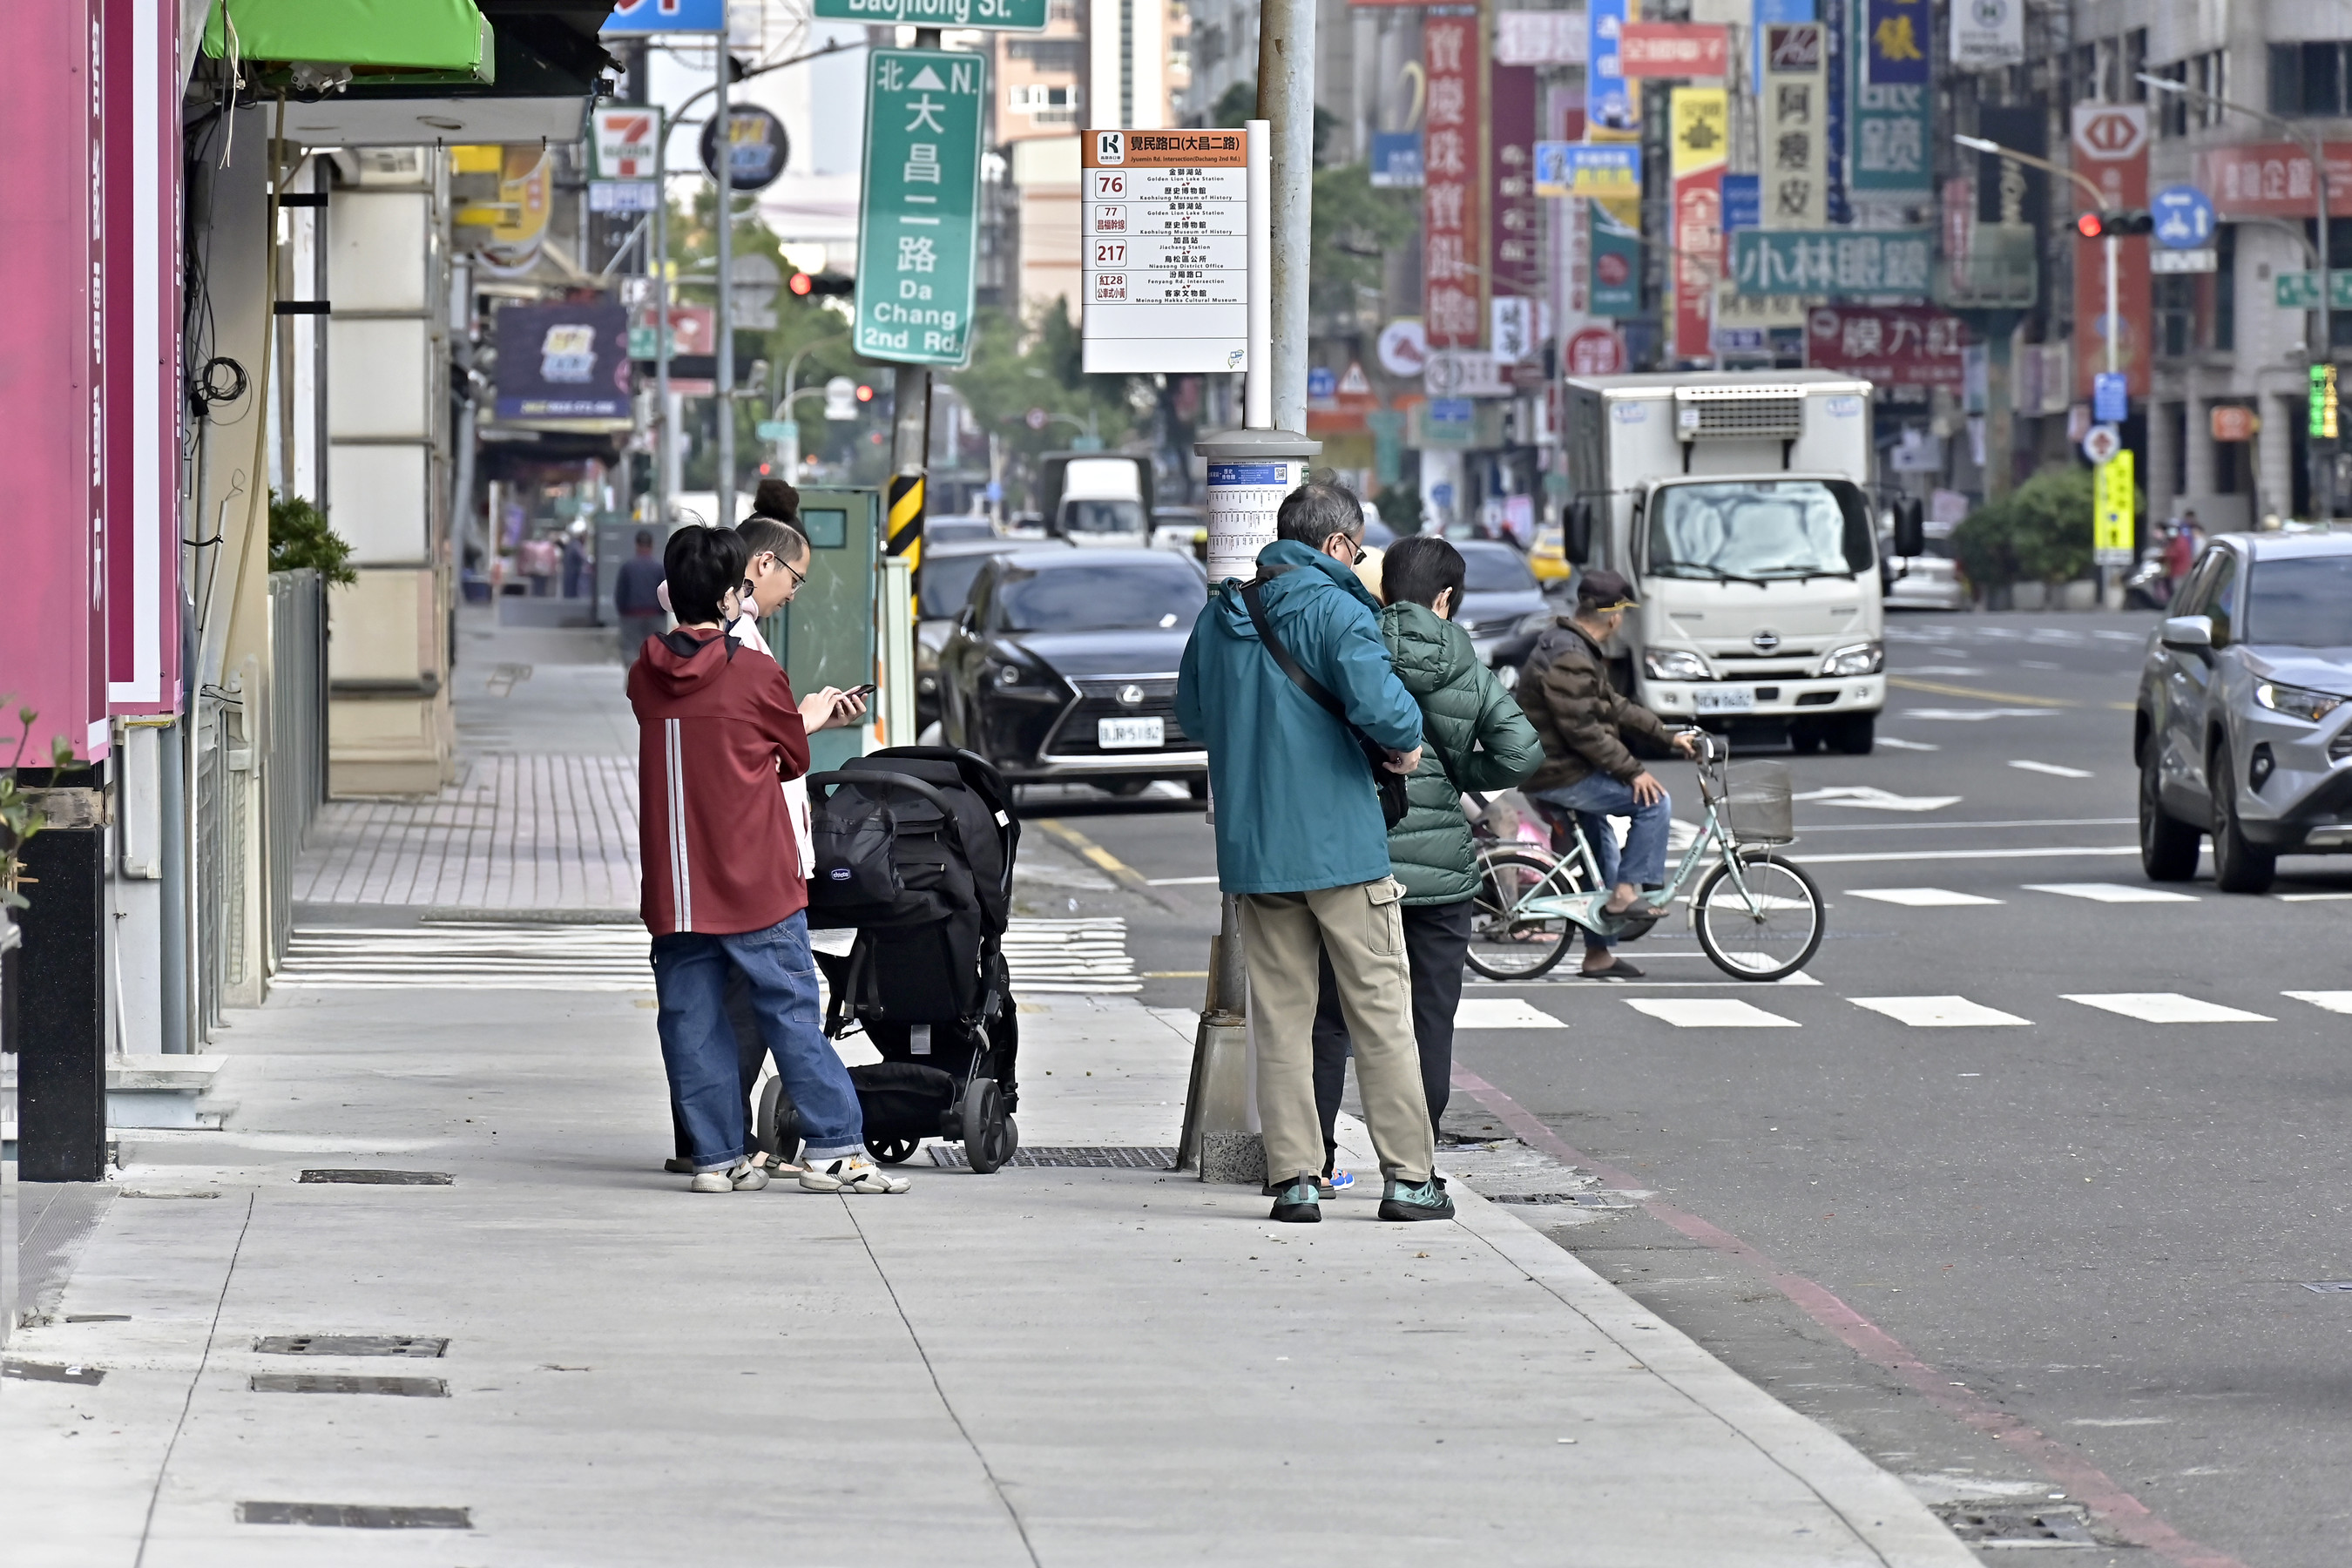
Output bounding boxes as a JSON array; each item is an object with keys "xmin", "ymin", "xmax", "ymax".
[{"xmin": 627, "ymin": 525, "xmax": 907, "ymax": 1194}]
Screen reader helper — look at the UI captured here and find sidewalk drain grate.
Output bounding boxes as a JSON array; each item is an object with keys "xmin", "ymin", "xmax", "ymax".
[
  {"xmin": 239, "ymin": 1502, "xmax": 470, "ymax": 1530},
  {"xmin": 298, "ymin": 1169, "xmax": 454, "ymax": 1186},
  {"xmin": 4, "ymin": 1362, "xmax": 105, "ymax": 1385},
  {"xmin": 255, "ymin": 1335, "xmax": 448, "ymax": 1358},
  {"xmin": 929, "ymin": 1145, "xmax": 1179, "ymax": 1169},
  {"xmin": 1932, "ymin": 1504, "xmax": 2098, "ymax": 1546},
  {"xmin": 251, "ymin": 1374, "xmax": 449, "ymax": 1397}
]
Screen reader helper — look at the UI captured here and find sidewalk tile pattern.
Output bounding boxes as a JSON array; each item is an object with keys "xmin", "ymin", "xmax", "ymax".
[{"xmin": 295, "ymin": 754, "xmax": 639, "ymax": 910}]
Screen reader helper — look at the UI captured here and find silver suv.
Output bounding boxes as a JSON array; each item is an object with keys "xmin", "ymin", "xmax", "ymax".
[{"xmin": 2137, "ymin": 532, "xmax": 2352, "ymax": 892}]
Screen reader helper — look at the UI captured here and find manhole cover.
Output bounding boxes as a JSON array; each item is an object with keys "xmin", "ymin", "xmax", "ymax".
[
  {"xmin": 298, "ymin": 1170, "xmax": 454, "ymax": 1186},
  {"xmin": 249, "ymin": 1374, "xmax": 449, "ymax": 1397},
  {"xmin": 254, "ymin": 1335, "xmax": 447, "ymax": 1358},
  {"xmin": 3, "ymin": 1362, "xmax": 105, "ymax": 1385},
  {"xmin": 1932, "ymin": 1503, "xmax": 2098, "ymax": 1547},
  {"xmin": 238, "ymin": 1502, "xmax": 470, "ymax": 1530},
  {"xmin": 928, "ymin": 1145, "xmax": 1178, "ymax": 1169}
]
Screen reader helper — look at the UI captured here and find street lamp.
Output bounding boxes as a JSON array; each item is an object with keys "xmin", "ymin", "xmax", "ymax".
[
  {"xmin": 769, "ymin": 341, "xmax": 839, "ymax": 482},
  {"xmin": 1953, "ymin": 132, "xmax": 2121, "ymax": 388},
  {"xmin": 2138, "ymin": 71, "xmax": 2335, "ymax": 519}
]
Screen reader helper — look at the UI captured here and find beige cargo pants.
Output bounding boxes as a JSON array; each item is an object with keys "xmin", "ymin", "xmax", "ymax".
[{"xmin": 1239, "ymin": 876, "xmax": 1436, "ymax": 1186}]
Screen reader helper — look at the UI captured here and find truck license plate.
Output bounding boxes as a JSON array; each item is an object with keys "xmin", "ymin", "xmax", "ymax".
[
  {"xmin": 1694, "ymin": 687, "xmax": 1754, "ymax": 713},
  {"xmin": 1098, "ymin": 717, "xmax": 1164, "ymax": 749}
]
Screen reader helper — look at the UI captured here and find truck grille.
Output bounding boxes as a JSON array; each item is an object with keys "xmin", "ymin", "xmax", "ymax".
[
  {"xmin": 1674, "ymin": 386, "xmax": 1806, "ymax": 441},
  {"xmin": 1044, "ymin": 677, "xmax": 1193, "ymax": 757}
]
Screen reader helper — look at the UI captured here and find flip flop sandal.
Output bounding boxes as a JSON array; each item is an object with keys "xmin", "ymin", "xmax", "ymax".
[{"xmin": 1578, "ymin": 957, "xmax": 1646, "ymax": 980}]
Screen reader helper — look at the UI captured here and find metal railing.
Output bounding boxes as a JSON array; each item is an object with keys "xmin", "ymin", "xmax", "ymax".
[
  {"xmin": 264, "ymin": 570, "xmax": 327, "ymax": 974},
  {"xmin": 194, "ymin": 693, "xmax": 238, "ymax": 1037}
]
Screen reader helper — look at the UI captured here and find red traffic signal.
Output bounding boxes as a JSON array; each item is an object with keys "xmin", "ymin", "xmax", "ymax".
[
  {"xmin": 2076, "ymin": 211, "xmax": 2154, "ymax": 239},
  {"xmin": 855, "ymin": 383, "xmax": 875, "ymax": 402},
  {"xmin": 788, "ymin": 271, "xmax": 855, "ymax": 297}
]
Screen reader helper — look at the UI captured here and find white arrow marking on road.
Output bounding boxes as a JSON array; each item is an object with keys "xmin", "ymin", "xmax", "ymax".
[
  {"xmin": 1793, "ymin": 786, "xmax": 1962, "ymax": 812},
  {"xmin": 2282, "ymin": 990, "xmax": 2352, "ymax": 1014}
]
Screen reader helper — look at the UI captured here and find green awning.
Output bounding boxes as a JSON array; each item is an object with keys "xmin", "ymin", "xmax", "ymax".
[{"xmin": 202, "ymin": 0, "xmax": 490, "ymax": 75}]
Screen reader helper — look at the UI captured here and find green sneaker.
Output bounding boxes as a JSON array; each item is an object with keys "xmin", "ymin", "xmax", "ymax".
[
  {"xmin": 1268, "ymin": 1177, "xmax": 1321, "ymax": 1223},
  {"xmin": 1378, "ymin": 1175, "xmax": 1455, "ymax": 1222}
]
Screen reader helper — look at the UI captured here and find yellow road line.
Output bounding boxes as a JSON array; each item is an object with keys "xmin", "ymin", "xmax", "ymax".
[
  {"xmin": 1034, "ymin": 819, "xmax": 1150, "ymax": 889},
  {"xmin": 1886, "ymin": 676, "xmax": 2077, "ymax": 707}
]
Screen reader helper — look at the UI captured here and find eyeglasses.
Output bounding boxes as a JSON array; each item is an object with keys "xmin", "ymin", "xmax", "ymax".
[{"xmin": 751, "ymin": 550, "xmax": 807, "ymax": 591}]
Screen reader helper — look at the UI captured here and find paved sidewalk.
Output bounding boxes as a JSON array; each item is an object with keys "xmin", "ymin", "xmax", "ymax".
[{"xmin": 5, "ymin": 967, "xmax": 1974, "ymax": 1566}]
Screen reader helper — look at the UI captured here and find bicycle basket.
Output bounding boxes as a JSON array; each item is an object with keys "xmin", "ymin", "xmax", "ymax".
[{"xmin": 1724, "ymin": 762, "xmax": 1795, "ymax": 844}]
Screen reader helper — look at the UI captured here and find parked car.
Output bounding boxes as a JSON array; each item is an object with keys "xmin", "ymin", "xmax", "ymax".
[
  {"xmin": 2137, "ymin": 531, "xmax": 2352, "ymax": 892},
  {"xmin": 1453, "ymin": 539, "xmax": 1551, "ymax": 689},
  {"xmin": 916, "ymin": 537, "xmax": 1071, "ymax": 730},
  {"xmin": 1152, "ymin": 504, "xmax": 1207, "ymax": 560},
  {"xmin": 923, "ymin": 514, "xmax": 999, "ymax": 544},
  {"xmin": 938, "ymin": 548, "xmax": 1211, "ymax": 794}
]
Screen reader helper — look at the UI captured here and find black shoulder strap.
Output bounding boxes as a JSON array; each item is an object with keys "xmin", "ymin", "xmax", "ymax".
[{"xmin": 1239, "ymin": 578, "xmax": 1408, "ymax": 777}]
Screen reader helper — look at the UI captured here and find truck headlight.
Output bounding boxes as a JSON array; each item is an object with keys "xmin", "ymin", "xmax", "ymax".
[
  {"xmin": 1818, "ymin": 641, "xmax": 1884, "ymax": 677},
  {"xmin": 1644, "ymin": 648, "xmax": 1711, "ymax": 681},
  {"xmin": 2254, "ymin": 679, "xmax": 2348, "ymax": 723}
]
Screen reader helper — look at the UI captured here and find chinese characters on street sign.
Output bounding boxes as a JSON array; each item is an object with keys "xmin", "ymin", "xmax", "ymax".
[
  {"xmin": 1538, "ymin": 142, "xmax": 1641, "ymax": 199},
  {"xmin": 1802, "ymin": 308, "xmax": 1963, "ymax": 384},
  {"xmin": 1730, "ymin": 228, "xmax": 1932, "ymax": 295},
  {"xmin": 855, "ymin": 50, "xmax": 986, "ymax": 366},
  {"xmin": 1081, "ymin": 130, "xmax": 1248, "ymax": 374},
  {"xmin": 2095, "ymin": 449, "xmax": 2135, "ymax": 564},
  {"xmin": 1852, "ymin": 0, "xmax": 1930, "ymax": 193}
]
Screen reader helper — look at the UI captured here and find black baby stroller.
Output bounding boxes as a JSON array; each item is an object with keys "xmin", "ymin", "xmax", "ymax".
[{"xmin": 768, "ymin": 746, "xmax": 1023, "ymax": 1173}]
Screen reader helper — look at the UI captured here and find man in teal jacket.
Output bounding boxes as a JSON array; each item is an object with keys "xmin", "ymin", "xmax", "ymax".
[{"xmin": 1176, "ymin": 482, "xmax": 1453, "ymax": 1225}]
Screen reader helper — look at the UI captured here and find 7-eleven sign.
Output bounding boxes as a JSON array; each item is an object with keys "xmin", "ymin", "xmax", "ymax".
[{"xmin": 591, "ymin": 107, "xmax": 663, "ymax": 180}]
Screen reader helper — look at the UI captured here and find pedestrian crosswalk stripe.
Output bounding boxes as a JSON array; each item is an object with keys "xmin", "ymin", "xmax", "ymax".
[
  {"xmin": 1846, "ymin": 888, "xmax": 2005, "ymax": 907},
  {"xmin": 1003, "ymin": 917, "xmax": 1139, "ymax": 995},
  {"xmin": 2024, "ymin": 882, "xmax": 2199, "ymax": 903},
  {"xmin": 1455, "ymin": 998, "xmax": 1564, "ymax": 1029},
  {"xmin": 2063, "ymin": 993, "xmax": 2274, "ymax": 1024},
  {"xmin": 1626, "ymin": 998, "xmax": 1800, "ymax": 1028},
  {"xmin": 276, "ymin": 924, "xmax": 650, "ymax": 990},
  {"xmin": 2282, "ymin": 990, "xmax": 2352, "ymax": 1015},
  {"xmin": 1850, "ymin": 996, "xmax": 2031, "ymax": 1028}
]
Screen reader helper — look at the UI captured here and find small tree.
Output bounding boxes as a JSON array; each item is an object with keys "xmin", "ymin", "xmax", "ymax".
[
  {"xmin": 1, "ymin": 701, "xmax": 74, "ymax": 916},
  {"xmin": 268, "ymin": 492, "xmax": 357, "ymax": 584},
  {"xmin": 1952, "ymin": 463, "xmax": 2095, "ymax": 597}
]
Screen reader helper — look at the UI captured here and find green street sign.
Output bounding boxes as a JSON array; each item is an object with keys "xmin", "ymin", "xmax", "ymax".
[
  {"xmin": 813, "ymin": 0, "xmax": 1045, "ymax": 28},
  {"xmin": 854, "ymin": 50, "xmax": 986, "ymax": 368},
  {"xmin": 2275, "ymin": 270, "xmax": 2352, "ymax": 310},
  {"xmin": 756, "ymin": 419, "xmax": 797, "ymax": 441}
]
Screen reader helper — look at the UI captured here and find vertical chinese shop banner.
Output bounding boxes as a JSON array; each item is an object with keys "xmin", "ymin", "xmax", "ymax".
[
  {"xmin": 1851, "ymin": 0, "xmax": 1930, "ymax": 197},
  {"xmin": 1490, "ymin": 63, "xmax": 1544, "ymax": 347},
  {"xmin": 1762, "ymin": 22, "xmax": 1828, "ymax": 227},
  {"xmin": 1671, "ymin": 87, "xmax": 1729, "ymax": 361},
  {"xmin": 2072, "ymin": 102, "xmax": 2151, "ymax": 398},
  {"xmin": 1423, "ymin": 9, "xmax": 1484, "ymax": 348}
]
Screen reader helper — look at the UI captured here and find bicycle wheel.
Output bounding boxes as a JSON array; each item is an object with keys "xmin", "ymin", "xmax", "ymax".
[
  {"xmin": 1466, "ymin": 848, "xmax": 1578, "ymax": 981},
  {"xmin": 1693, "ymin": 851, "xmax": 1825, "ymax": 982}
]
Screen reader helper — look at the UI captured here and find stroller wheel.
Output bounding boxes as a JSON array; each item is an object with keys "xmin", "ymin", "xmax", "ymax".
[
  {"xmin": 960, "ymin": 1078, "xmax": 1008, "ymax": 1174},
  {"xmin": 1000, "ymin": 1114, "xmax": 1018, "ymax": 1161},
  {"xmin": 866, "ymin": 1136, "xmax": 922, "ymax": 1166},
  {"xmin": 755, "ymin": 1078, "xmax": 801, "ymax": 1164}
]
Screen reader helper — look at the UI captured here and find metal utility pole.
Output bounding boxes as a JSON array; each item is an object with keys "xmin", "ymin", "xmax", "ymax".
[
  {"xmin": 1257, "ymin": 0, "xmax": 1315, "ymax": 430},
  {"xmin": 655, "ymin": 115, "xmax": 674, "ymax": 522},
  {"xmin": 713, "ymin": 44, "xmax": 735, "ymax": 526},
  {"xmin": 2139, "ymin": 71, "xmax": 2333, "ymax": 518},
  {"xmin": 885, "ymin": 27, "xmax": 943, "ymax": 578}
]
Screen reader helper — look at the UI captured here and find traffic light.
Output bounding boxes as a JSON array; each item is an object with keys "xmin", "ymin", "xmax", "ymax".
[
  {"xmin": 788, "ymin": 271, "xmax": 855, "ymax": 298},
  {"xmin": 855, "ymin": 383, "xmax": 875, "ymax": 403},
  {"xmin": 2075, "ymin": 211, "xmax": 2154, "ymax": 239},
  {"xmin": 2311, "ymin": 364, "xmax": 2338, "ymax": 441}
]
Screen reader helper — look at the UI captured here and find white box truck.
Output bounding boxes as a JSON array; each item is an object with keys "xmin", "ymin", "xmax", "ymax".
[{"xmin": 1560, "ymin": 370, "xmax": 1923, "ymax": 754}]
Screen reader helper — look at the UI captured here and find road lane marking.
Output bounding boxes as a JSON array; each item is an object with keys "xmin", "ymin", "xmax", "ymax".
[
  {"xmin": 2282, "ymin": 990, "xmax": 2352, "ymax": 1014},
  {"xmin": 1144, "ymin": 875, "xmax": 1220, "ymax": 885},
  {"xmin": 1793, "ymin": 786, "xmax": 1962, "ymax": 812},
  {"xmin": 2277, "ymin": 892, "xmax": 2352, "ymax": 902},
  {"xmin": 1902, "ymin": 707, "xmax": 2061, "ymax": 721},
  {"xmin": 2063, "ymin": 993, "xmax": 2274, "ymax": 1024},
  {"xmin": 1003, "ymin": 917, "xmax": 1141, "ymax": 993},
  {"xmin": 1873, "ymin": 736, "xmax": 1941, "ymax": 751},
  {"xmin": 1801, "ymin": 846, "xmax": 2139, "ymax": 865},
  {"xmin": 1844, "ymin": 888, "xmax": 2005, "ymax": 907},
  {"xmin": 1455, "ymin": 998, "xmax": 1565, "ymax": 1029},
  {"xmin": 1851, "ymin": 996, "xmax": 2032, "ymax": 1027},
  {"xmin": 1801, "ymin": 816, "xmax": 2134, "ymax": 833},
  {"xmin": 2009, "ymin": 760, "xmax": 2094, "ymax": 779},
  {"xmin": 1889, "ymin": 676, "xmax": 2076, "ymax": 706},
  {"xmin": 1625, "ymin": 997, "xmax": 1800, "ymax": 1028},
  {"xmin": 2024, "ymin": 882, "xmax": 2198, "ymax": 903}
]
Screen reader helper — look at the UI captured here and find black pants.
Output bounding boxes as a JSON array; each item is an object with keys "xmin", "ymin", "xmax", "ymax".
[
  {"xmin": 1311, "ymin": 896, "xmax": 1472, "ymax": 1168},
  {"xmin": 671, "ymin": 965, "xmax": 772, "ymax": 1159}
]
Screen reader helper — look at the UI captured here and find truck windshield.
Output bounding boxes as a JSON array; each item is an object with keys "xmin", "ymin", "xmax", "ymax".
[
  {"xmin": 1647, "ymin": 481, "xmax": 1869, "ymax": 583},
  {"xmin": 1063, "ymin": 499, "xmax": 1146, "ymax": 536}
]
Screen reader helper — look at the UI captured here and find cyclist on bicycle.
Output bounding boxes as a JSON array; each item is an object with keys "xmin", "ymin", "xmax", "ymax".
[{"xmin": 1517, "ymin": 568, "xmax": 1697, "ymax": 979}]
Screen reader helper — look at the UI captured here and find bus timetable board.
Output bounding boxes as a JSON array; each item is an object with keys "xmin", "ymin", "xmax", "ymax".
[{"xmin": 1081, "ymin": 129, "xmax": 1249, "ymax": 375}]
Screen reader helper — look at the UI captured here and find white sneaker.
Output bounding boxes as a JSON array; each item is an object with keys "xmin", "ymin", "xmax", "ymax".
[
  {"xmin": 689, "ymin": 1159, "xmax": 769, "ymax": 1193},
  {"xmin": 798, "ymin": 1154, "xmax": 910, "ymax": 1194}
]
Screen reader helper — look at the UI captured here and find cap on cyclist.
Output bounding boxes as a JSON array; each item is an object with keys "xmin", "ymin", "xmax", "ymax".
[{"xmin": 1516, "ymin": 568, "xmax": 1698, "ymax": 978}]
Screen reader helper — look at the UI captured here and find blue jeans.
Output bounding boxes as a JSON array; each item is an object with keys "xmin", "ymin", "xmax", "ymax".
[
  {"xmin": 1531, "ymin": 774, "xmax": 1673, "ymax": 952},
  {"xmin": 650, "ymin": 913, "xmax": 863, "ymax": 1171}
]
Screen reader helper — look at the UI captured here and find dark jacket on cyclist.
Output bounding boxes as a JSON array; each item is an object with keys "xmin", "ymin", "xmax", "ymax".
[
  {"xmin": 1517, "ymin": 617, "xmax": 1673, "ymax": 792},
  {"xmin": 1378, "ymin": 600, "xmax": 1544, "ymax": 903}
]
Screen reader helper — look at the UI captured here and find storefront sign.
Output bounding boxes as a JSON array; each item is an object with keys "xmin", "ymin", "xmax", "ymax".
[
  {"xmin": 1671, "ymin": 87, "xmax": 1729, "ymax": 360},
  {"xmin": 1804, "ymin": 306, "xmax": 1964, "ymax": 385},
  {"xmin": 1423, "ymin": 12, "xmax": 1485, "ymax": 347},
  {"xmin": 1762, "ymin": 22, "xmax": 1828, "ymax": 227}
]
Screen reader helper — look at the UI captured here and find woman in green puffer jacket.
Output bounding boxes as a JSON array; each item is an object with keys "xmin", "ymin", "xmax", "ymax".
[{"xmin": 1310, "ymin": 534, "xmax": 1544, "ymax": 1185}]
